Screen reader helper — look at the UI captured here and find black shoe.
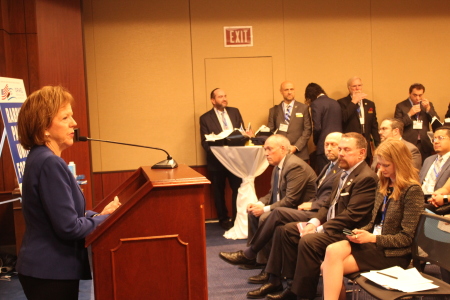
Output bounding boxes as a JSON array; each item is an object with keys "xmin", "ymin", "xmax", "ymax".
[
  {"xmin": 267, "ymin": 287, "xmax": 297, "ymax": 300},
  {"xmin": 246, "ymin": 283, "xmax": 283, "ymax": 299},
  {"xmin": 239, "ymin": 263, "xmax": 266, "ymax": 270},
  {"xmin": 219, "ymin": 220, "xmax": 233, "ymax": 230},
  {"xmin": 248, "ymin": 270, "xmax": 269, "ymax": 284},
  {"xmin": 219, "ymin": 250, "xmax": 256, "ymax": 266}
]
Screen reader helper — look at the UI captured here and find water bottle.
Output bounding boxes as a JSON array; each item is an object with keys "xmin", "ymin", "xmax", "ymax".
[{"xmin": 68, "ymin": 161, "xmax": 77, "ymax": 178}]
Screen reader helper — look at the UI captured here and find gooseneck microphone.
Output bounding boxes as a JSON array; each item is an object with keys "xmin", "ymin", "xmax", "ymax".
[{"xmin": 74, "ymin": 129, "xmax": 177, "ymax": 169}]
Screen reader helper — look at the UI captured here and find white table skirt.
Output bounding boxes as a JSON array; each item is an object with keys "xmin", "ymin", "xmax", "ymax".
[{"xmin": 211, "ymin": 146, "xmax": 269, "ymax": 239}]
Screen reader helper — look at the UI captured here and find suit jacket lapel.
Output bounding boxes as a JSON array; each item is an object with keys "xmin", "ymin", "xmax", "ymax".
[
  {"xmin": 437, "ymin": 158, "xmax": 450, "ymax": 186},
  {"xmin": 208, "ymin": 109, "xmax": 223, "ymax": 134}
]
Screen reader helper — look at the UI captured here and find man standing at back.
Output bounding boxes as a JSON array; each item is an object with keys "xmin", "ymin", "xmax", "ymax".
[
  {"xmin": 338, "ymin": 76, "xmax": 380, "ymax": 165},
  {"xmin": 394, "ymin": 83, "xmax": 440, "ymax": 161},
  {"xmin": 268, "ymin": 81, "xmax": 312, "ymax": 162},
  {"xmin": 200, "ymin": 88, "xmax": 244, "ymax": 230},
  {"xmin": 306, "ymin": 82, "xmax": 342, "ymax": 174}
]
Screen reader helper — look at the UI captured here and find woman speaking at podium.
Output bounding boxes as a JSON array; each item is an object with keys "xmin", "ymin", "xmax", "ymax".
[{"xmin": 16, "ymin": 86, "xmax": 121, "ymax": 300}]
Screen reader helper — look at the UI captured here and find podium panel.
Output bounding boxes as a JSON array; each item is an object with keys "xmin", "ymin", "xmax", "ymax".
[{"xmin": 86, "ymin": 164, "xmax": 210, "ymax": 300}]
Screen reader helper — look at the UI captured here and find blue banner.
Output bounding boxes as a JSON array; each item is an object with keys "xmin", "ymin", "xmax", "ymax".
[{"xmin": 0, "ymin": 77, "xmax": 27, "ymax": 189}]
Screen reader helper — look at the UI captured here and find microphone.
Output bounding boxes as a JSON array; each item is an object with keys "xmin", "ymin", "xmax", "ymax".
[{"xmin": 74, "ymin": 129, "xmax": 177, "ymax": 169}]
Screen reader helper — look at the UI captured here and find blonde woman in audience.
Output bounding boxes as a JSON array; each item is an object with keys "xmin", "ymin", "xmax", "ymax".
[{"xmin": 321, "ymin": 139, "xmax": 424, "ymax": 300}]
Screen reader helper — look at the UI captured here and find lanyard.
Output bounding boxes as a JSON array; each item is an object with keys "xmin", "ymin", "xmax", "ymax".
[{"xmin": 380, "ymin": 194, "xmax": 391, "ymax": 225}]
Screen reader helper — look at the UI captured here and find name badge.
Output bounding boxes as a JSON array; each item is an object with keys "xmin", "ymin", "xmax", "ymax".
[
  {"xmin": 373, "ymin": 224, "xmax": 382, "ymax": 235},
  {"xmin": 296, "ymin": 113, "xmax": 303, "ymax": 117},
  {"xmin": 279, "ymin": 123, "xmax": 288, "ymax": 132},
  {"xmin": 359, "ymin": 117, "xmax": 365, "ymax": 125},
  {"xmin": 413, "ymin": 120, "xmax": 423, "ymax": 129}
]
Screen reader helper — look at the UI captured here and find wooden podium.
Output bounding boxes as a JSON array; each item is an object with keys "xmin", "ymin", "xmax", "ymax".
[{"xmin": 86, "ymin": 164, "xmax": 210, "ymax": 300}]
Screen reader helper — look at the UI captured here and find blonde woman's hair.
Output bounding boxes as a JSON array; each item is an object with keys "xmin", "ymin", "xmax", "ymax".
[{"xmin": 374, "ymin": 138, "xmax": 420, "ymax": 200}]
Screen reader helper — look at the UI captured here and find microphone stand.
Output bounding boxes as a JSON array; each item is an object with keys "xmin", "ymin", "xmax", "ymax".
[{"xmin": 75, "ymin": 131, "xmax": 177, "ymax": 169}]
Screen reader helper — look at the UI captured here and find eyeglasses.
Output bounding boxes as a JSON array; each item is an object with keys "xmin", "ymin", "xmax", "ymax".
[{"xmin": 433, "ymin": 136, "xmax": 449, "ymax": 142}]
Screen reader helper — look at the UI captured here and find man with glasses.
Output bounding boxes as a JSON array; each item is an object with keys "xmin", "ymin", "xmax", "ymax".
[
  {"xmin": 420, "ymin": 126, "xmax": 450, "ymax": 210},
  {"xmin": 338, "ymin": 77, "xmax": 380, "ymax": 165},
  {"xmin": 394, "ymin": 83, "xmax": 440, "ymax": 161},
  {"xmin": 373, "ymin": 118, "xmax": 422, "ymax": 171}
]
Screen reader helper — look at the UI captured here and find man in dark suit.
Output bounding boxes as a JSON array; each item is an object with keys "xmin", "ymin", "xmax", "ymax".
[
  {"xmin": 219, "ymin": 133, "xmax": 342, "ymax": 289},
  {"xmin": 372, "ymin": 118, "xmax": 422, "ymax": 171},
  {"xmin": 255, "ymin": 133, "xmax": 377, "ymax": 300},
  {"xmin": 306, "ymin": 82, "xmax": 342, "ymax": 174},
  {"xmin": 268, "ymin": 81, "xmax": 312, "ymax": 162},
  {"xmin": 338, "ymin": 77, "xmax": 380, "ymax": 165},
  {"xmin": 394, "ymin": 83, "xmax": 440, "ymax": 161},
  {"xmin": 200, "ymin": 88, "xmax": 244, "ymax": 230},
  {"xmin": 420, "ymin": 126, "xmax": 450, "ymax": 208},
  {"xmin": 244, "ymin": 134, "xmax": 317, "ymax": 245}
]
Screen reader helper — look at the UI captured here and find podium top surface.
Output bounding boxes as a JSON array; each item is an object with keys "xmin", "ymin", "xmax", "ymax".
[{"xmin": 141, "ymin": 164, "xmax": 210, "ymax": 186}]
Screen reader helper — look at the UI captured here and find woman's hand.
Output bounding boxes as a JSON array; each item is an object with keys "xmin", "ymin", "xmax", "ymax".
[
  {"xmin": 347, "ymin": 229, "xmax": 376, "ymax": 244},
  {"xmin": 100, "ymin": 196, "xmax": 121, "ymax": 215}
]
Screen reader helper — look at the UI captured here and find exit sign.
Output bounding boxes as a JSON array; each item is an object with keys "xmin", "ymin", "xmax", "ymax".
[{"xmin": 224, "ymin": 26, "xmax": 253, "ymax": 47}]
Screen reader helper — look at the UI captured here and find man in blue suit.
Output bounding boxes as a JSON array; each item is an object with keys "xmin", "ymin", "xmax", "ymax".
[
  {"xmin": 305, "ymin": 83, "xmax": 342, "ymax": 174},
  {"xmin": 268, "ymin": 81, "xmax": 312, "ymax": 162},
  {"xmin": 200, "ymin": 88, "xmax": 244, "ymax": 230}
]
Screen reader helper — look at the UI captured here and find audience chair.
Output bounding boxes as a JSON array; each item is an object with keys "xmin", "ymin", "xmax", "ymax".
[{"xmin": 351, "ymin": 213, "xmax": 450, "ymax": 299}]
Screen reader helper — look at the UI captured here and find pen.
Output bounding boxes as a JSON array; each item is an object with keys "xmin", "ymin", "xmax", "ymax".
[{"xmin": 377, "ymin": 272, "xmax": 398, "ymax": 279}]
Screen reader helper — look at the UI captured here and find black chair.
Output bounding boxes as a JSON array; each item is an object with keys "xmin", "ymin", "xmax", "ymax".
[{"xmin": 351, "ymin": 213, "xmax": 450, "ymax": 299}]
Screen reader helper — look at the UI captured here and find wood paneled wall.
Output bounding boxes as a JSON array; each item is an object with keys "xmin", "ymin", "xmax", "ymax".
[{"xmin": 0, "ymin": 0, "xmax": 92, "ymax": 248}]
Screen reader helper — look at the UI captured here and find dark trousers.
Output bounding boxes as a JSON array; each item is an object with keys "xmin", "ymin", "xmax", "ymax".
[
  {"xmin": 315, "ymin": 154, "xmax": 328, "ymax": 175},
  {"xmin": 248, "ymin": 207, "xmax": 314, "ymax": 264},
  {"xmin": 18, "ymin": 273, "xmax": 80, "ymax": 300},
  {"xmin": 209, "ymin": 167, "xmax": 241, "ymax": 222},
  {"xmin": 291, "ymin": 231, "xmax": 344, "ymax": 298}
]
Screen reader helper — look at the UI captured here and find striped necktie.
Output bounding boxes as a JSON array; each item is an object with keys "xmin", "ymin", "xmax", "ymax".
[
  {"xmin": 285, "ymin": 105, "xmax": 291, "ymax": 124},
  {"xmin": 327, "ymin": 171, "xmax": 348, "ymax": 221},
  {"xmin": 221, "ymin": 111, "xmax": 229, "ymax": 130},
  {"xmin": 271, "ymin": 167, "xmax": 280, "ymax": 204}
]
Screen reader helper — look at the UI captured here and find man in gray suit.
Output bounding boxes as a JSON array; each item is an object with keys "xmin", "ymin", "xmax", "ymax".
[
  {"xmin": 245, "ymin": 134, "xmax": 317, "ymax": 245},
  {"xmin": 372, "ymin": 118, "xmax": 422, "ymax": 171},
  {"xmin": 268, "ymin": 81, "xmax": 312, "ymax": 162},
  {"xmin": 420, "ymin": 126, "xmax": 450, "ymax": 208}
]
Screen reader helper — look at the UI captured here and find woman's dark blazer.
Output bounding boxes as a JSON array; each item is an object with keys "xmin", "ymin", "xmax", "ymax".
[
  {"xmin": 360, "ymin": 183, "xmax": 424, "ymax": 257},
  {"xmin": 16, "ymin": 145, "xmax": 107, "ymax": 280}
]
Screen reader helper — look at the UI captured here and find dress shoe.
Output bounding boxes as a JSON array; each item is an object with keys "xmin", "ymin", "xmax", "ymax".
[
  {"xmin": 246, "ymin": 283, "xmax": 283, "ymax": 299},
  {"xmin": 239, "ymin": 262, "xmax": 266, "ymax": 270},
  {"xmin": 219, "ymin": 250, "xmax": 256, "ymax": 266},
  {"xmin": 266, "ymin": 287, "xmax": 297, "ymax": 300},
  {"xmin": 248, "ymin": 271, "xmax": 268, "ymax": 284},
  {"xmin": 219, "ymin": 220, "xmax": 233, "ymax": 230}
]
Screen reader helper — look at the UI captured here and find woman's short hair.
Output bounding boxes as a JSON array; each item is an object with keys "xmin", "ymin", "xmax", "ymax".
[
  {"xmin": 375, "ymin": 138, "xmax": 420, "ymax": 200},
  {"xmin": 18, "ymin": 86, "xmax": 74, "ymax": 150}
]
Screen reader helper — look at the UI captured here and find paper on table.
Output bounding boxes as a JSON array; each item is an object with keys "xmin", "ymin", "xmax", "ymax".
[
  {"xmin": 361, "ymin": 266, "xmax": 438, "ymax": 292},
  {"xmin": 204, "ymin": 129, "xmax": 233, "ymax": 141}
]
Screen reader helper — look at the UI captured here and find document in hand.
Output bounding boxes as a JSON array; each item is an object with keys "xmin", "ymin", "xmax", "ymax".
[{"xmin": 361, "ymin": 266, "xmax": 439, "ymax": 292}]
